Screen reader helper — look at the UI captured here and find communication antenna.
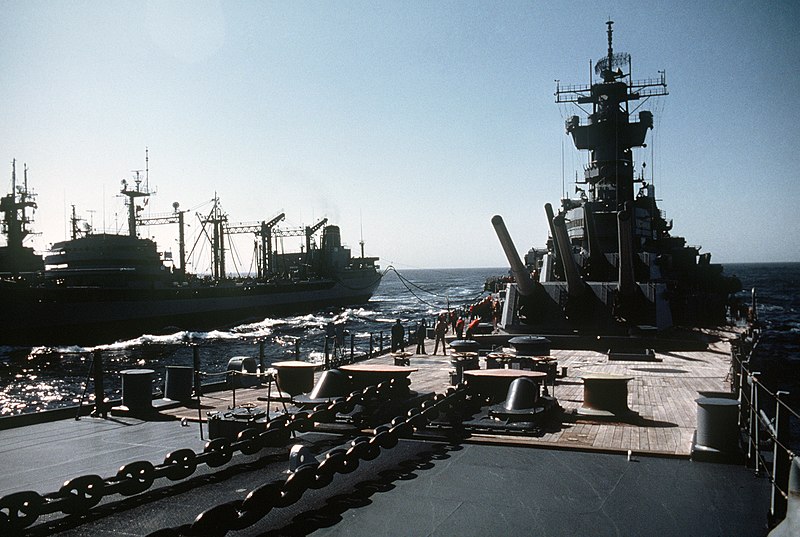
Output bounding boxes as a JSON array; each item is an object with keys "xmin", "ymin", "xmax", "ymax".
[
  {"xmin": 359, "ymin": 209, "xmax": 365, "ymax": 258},
  {"xmin": 561, "ymin": 135, "xmax": 565, "ymax": 199}
]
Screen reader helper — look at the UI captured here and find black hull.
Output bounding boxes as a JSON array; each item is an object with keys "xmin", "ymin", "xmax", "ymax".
[{"xmin": 0, "ymin": 273, "xmax": 382, "ymax": 346}]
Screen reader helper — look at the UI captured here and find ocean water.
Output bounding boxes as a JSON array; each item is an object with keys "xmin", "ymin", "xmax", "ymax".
[
  {"xmin": 0, "ymin": 267, "xmax": 497, "ymax": 416},
  {"xmin": 726, "ymin": 263, "xmax": 800, "ymax": 397},
  {"xmin": 0, "ymin": 264, "xmax": 797, "ymax": 417}
]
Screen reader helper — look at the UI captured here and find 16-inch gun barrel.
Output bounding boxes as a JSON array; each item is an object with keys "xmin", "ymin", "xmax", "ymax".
[{"xmin": 491, "ymin": 215, "xmax": 536, "ymax": 296}]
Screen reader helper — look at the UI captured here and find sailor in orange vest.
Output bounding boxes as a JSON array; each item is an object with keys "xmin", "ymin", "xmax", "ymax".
[{"xmin": 465, "ymin": 318, "xmax": 480, "ymax": 339}]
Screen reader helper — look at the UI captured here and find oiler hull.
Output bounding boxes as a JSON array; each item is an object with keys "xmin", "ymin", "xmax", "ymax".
[{"xmin": 0, "ymin": 271, "xmax": 382, "ymax": 345}]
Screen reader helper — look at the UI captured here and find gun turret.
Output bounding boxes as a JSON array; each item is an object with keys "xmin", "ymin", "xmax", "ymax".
[{"xmin": 491, "ymin": 215, "xmax": 535, "ymax": 296}]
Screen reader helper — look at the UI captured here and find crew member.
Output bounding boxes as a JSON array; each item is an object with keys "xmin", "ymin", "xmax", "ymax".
[
  {"xmin": 391, "ymin": 319, "xmax": 405, "ymax": 352},
  {"xmin": 433, "ymin": 314, "xmax": 448, "ymax": 355},
  {"xmin": 415, "ymin": 319, "xmax": 427, "ymax": 354},
  {"xmin": 465, "ymin": 318, "xmax": 480, "ymax": 339}
]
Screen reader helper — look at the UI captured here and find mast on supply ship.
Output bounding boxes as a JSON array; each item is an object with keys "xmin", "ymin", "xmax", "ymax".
[{"xmin": 0, "ymin": 160, "xmax": 44, "ymax": 275}]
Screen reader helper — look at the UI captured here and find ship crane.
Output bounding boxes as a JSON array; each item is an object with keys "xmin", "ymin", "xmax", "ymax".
[
  {"xmin": 225, "ymin": 212, "xmax": 286, "ymax": 278},
  {"xmin": 137, "ymin": 202, "xmax": 187, "ymax": 280},
  {"xmin": 196, "ymin": 196, "xmax": 228, "ymax": 279},
  {"xmin": 258, "ymin": 218, "xmax": 328, "ymax": 276},
  {"xmin": 304, "ymin": 218, "xmax": 328, "ymax": 254}
]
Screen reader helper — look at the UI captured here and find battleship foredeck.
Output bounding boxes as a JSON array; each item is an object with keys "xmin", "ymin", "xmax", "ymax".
[
  {"xmin": 0, "ymin": 326, "xmax": 774, "ymax": 537},
  {"xmin": 157, "ymin": 327, "xmax": 739, "ymax": 457}
]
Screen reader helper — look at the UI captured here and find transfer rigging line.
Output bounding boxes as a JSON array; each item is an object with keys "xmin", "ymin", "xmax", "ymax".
[{"xmin": 384, "ymin": 266, "xmax": 486, "ymax": 311}]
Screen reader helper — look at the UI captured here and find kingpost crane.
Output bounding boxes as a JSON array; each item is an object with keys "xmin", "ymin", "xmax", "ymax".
[
  {"xmin": 225, "ymin": 216, "xmax": 328, "ymax": 278},
  {"xmin": 136, "ymin": 202, "xmax": 187, "ymax": 280}
]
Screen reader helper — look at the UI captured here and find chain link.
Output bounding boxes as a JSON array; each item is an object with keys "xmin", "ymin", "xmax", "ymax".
[
  {"xmin": 147, "ymin": 385, "xmax": 467, "ymax": 536},
  {"xmin": 0, "ymin": 375, "xmax": 445, "ymax": 534}
]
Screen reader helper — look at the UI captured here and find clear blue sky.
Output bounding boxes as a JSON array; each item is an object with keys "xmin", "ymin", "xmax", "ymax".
[{"xmin": 2, "ymin": 1, "xmax": 798, "ymax": 271}]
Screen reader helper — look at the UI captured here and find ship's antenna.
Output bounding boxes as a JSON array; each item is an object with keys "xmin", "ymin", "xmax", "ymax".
[
  {"xmin": 651, "ymin": 130, "xmax": 655, "ymax": 186},
  {"xmin": 561, "ymin": 135, "xmax": 565, "ymax": 199},
  {"xmin": 145, "ymin": 147, "xmax": 149, "ymax": 191},
  {"xmin": 359, "ymin": 209, "xmax": 365, "ymax": 258},
  {"xmin": 606, "ymin": 19, "xmax": 614, "ymax": 68}
]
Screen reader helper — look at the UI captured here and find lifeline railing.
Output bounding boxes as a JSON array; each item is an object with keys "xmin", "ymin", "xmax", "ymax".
[
  {"xmin": 71, "ymin": 319, "xmax": 435, "ymax": 418},
  {"xmin": 731, "ymin": 329, "xmax": 798, "ymax": 526}
]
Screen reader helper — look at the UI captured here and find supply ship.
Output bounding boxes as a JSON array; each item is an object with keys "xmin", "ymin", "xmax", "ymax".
[
  {"xmin": 0, "ymin": 162, "xmax": 381, "ymax": 345},
  {"xmin": 491, "ymin": 21, "xmax": 741, "ymax": 336}
]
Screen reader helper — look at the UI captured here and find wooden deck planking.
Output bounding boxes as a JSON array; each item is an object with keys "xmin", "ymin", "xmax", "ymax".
[{"xmin": 164, "ymin": 329, "xmax": 739, "ymax": 458}]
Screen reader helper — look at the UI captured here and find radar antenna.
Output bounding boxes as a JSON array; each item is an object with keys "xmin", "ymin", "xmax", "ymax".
[{"xmin": 595, "ymin": 19, "xmax": 630, "ymax": 81}]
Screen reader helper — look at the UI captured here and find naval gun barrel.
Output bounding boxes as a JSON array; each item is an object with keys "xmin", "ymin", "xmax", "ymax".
[
  {"xmin": 548, "ymin": 204, "xmax": 585, "ymax": 297},
  {"xmin": 491, "ymin": 215, "xmax": 536, "ymax": 296},
  {"xmin": 617, "ymin": 204, "xmax": 637, "ymax": 297}
]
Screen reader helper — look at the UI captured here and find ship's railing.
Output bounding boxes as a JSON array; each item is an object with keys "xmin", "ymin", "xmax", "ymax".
[
  {"xmin": 731, "ymin": 330, "xmax": 798, "ymax": 526},
  {"xmin": 565, "ymin": 112, "xmax": 655, "ymax": 128},
  {"xmin": 62, "ymin": 322, "xmax": 432, "ymax": 417}
]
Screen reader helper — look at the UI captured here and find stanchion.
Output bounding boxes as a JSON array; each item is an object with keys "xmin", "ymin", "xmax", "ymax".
[
  {"xmin": 91, "ymin": 349, "xmax": 106, "ymax": 418},
  {"xmin": 75, "ymin": 351, "xmax": 94, "ymax": 420},
  {"xmin": 192, "ymin": 344, "xmax": 203, "ymax": 440},
  {"xmin": 192, "ymin": 345, "xmax": 202, "ymax": 397},
  {"xmin": 773, "ymin": 391, "xmax": 791, "ymax": 522}
]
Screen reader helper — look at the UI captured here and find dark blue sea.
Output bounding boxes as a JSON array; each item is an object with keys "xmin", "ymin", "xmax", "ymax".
[
  {"xmin": 0, "ymin": 263, "xmax": 797, "ymax": 417},
  {"xmin": 726, "ymin": 263, "xmax": 800, "ymax": 398}
]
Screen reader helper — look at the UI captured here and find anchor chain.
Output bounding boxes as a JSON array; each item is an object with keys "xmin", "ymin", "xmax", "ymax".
[
  {"xmin": 147, "ymin": 385, "xmax": 467, "ymax": 536},
  {"xmin": 0, "ymin": 375, "xmax": 450, "ymax": 534}
]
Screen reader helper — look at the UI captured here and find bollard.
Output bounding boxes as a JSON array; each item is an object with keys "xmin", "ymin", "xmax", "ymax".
[
  {"xmin": 165, "ymin": 366, "xmax": 194, "ymax": 401},
  {"xmin": 120, "ymin": 369, "xmax": 155, "ymax": 414},
  {"xmin": 92, "ymin": 350, "xmax": 106, "ymax": 418},
  {"xmin": 227, "ymin": 357, "xmax": 258, "ymax": 388},
  {"xmin": 693, "ymin": 396, "xmax": 739, "ymax": 460}
]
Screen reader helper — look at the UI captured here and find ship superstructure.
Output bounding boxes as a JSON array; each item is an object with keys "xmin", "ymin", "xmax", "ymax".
[
  {"xmin": 493, "ymin": 21, "xmax": 740, "ymax": 333},
  {"xmin": 0, "ymin": 160, "xmax": 43, "ymax": 276}
]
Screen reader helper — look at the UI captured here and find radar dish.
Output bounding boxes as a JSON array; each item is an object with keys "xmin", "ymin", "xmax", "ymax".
[{"xmin": 595, "ymin": 52, "xmax": 630, "ymax": 75}]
